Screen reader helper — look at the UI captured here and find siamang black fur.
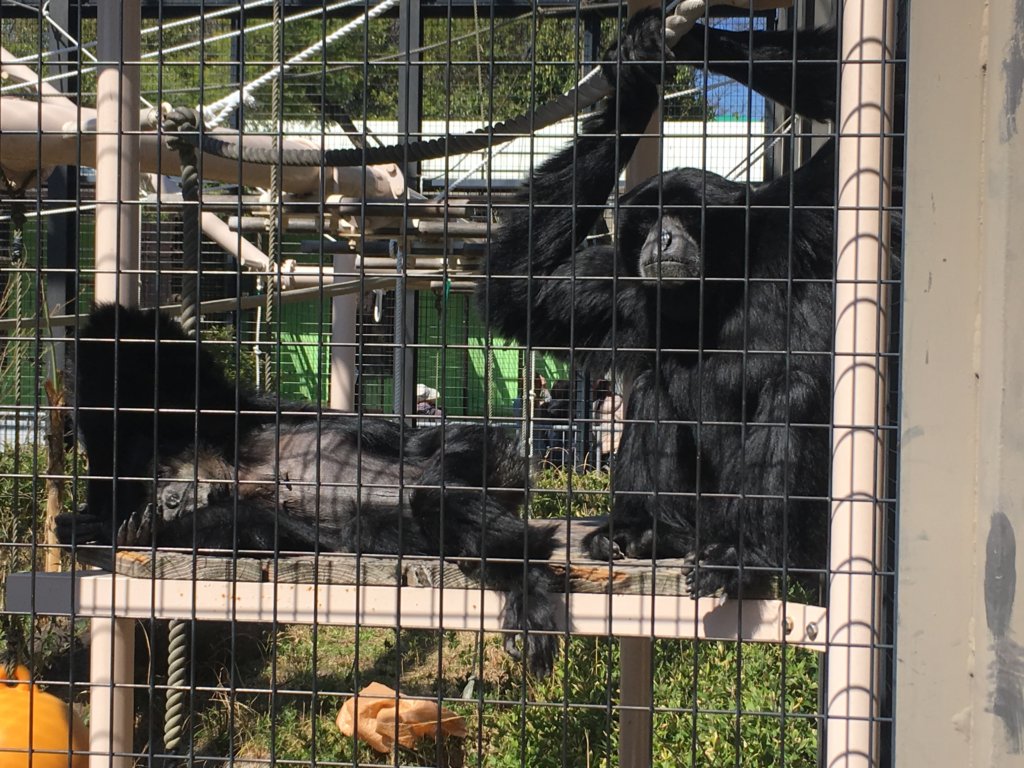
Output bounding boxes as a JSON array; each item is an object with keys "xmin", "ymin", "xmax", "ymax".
[
  {"xmin": 481, "ymin": 10, "xmax": 903, "ymax": 598},
  {"xmin": 57, "ymin": 304, "xmax": 559, "ymax": 675}
]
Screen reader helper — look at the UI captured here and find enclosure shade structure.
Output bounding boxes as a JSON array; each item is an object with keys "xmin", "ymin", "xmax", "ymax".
[{"xmin": 827, "ymin": 0, "xmax": 896, "ymax": 765}]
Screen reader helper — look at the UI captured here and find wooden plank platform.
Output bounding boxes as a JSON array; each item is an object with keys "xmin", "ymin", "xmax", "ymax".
[
  {"xmin": 72, "ymin": 517, "xmax": 724, "ymax": 598},
  {"xmin": 9, "ymin": 518, "xmax": 825, "ymax": 651},
  {"xmin": 6, "ymin": 515, "xmax": 826, "ymax": 650}
]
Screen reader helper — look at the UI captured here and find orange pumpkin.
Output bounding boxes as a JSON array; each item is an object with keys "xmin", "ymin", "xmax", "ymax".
[{"xmin": 0, "ymin": 665, "xmax": 88, "ymax": 768}]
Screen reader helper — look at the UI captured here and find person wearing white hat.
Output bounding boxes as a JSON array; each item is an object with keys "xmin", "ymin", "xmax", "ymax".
[{"xmin": 416, "ymin": 384, "xmax": 443, "ymax": 418}]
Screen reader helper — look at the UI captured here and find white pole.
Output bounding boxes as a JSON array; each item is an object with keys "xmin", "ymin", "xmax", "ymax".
[
  {"xmin": 827, "ymin": 0, "xmax": 895, "ymax": 765},
  {"xmin": 618, "ymin": 3, "xmax": 662, "ymax": 766},
  {"xmin": 330, "ymin": 252, "xmax": 358, "ymax": 411},
  {"xmin": 93, "ymin": 0, "xmax": 141, "ymax": 306},
  {"xmin": 88, "ymin": 617, "xmax": 135, "ymax": 768}
]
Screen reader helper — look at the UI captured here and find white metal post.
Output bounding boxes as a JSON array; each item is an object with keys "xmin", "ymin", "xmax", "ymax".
[
  {"xmin": 93, "ymin": 0, "xmax": 141, "ymax": 306},
  {"xmin": 618, "ymin": 3, "xmax": 663, "ymax": 766},
  {"xmin": 88, "ymin": 617, "xmax": 135, "ymax": 768},
  {"xmin": 331, "ymin": 251, "xmax": 358, "ymax": 410},
  {"xmin": 826, "ymin": 0, "xmax": 895, "ymax": 765}
]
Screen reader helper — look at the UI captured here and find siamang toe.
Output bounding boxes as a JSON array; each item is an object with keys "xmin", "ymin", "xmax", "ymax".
[
  {"xmin": 685, "ymin": 563, "xmax": 732, "ymax": 598},
  {"xmin": 504, "ymin": 630, "xmax": 557, "ymax": 678},
  {"xmin": 582, "ymin": 528, "xmax": 625, "ymax": 561},
  {"xmin": 623, "ymin": 528, "xmax": 655, "ymax": 559},
  {"xmin": 583, "ymin": 525, "xmax": 656, "ymax": 560},
  {"xmin": 685, "ymin": 544, "xmax": 778, "ymax": 599}
]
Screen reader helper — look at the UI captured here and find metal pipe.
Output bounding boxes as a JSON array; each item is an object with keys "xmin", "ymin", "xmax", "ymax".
[
  {"xmin": 826, "ymin": 0, "xmax": 895, "ymax": 765},
  {"xmin": 330, "ymin": 252, "xmax": 358, "ymax": 410},
  {"xmin": 0, "ymin": 97, "xmax": 406, "ymax": 198},
  {"xmin": 200, "ymin": 211, "xmax": 272, "ymax": 271},
  {"xmin": 92, "ymin": 0, "xmax": 141, "ymax": 306},
  {"xmin": 618, "ymin": 2, "xmax": 661, "ymax": 766},
  {"xmin": 0, "ymin": 276, "xmax": 401, "ymax": 333}
]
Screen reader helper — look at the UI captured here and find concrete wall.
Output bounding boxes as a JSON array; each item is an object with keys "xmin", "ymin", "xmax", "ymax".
[{"xmin": 896, "ymin": 1, "xmax": 1024, "ymax": 764}]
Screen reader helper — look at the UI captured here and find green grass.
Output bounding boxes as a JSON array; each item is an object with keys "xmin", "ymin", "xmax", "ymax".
[
  {"xmin": 529, "ymin": 463, "xmax": 614, "ymax": 520},
  {"xmin": 182, "ymin": 467, "xmax": 819, "ymax": 766},
  {"xmin": 183, "ymin": 627, "xmax": 819, "ymax": 767}
]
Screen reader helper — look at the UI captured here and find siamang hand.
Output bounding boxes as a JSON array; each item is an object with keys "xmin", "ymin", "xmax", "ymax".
[
  {"xmin": 602, "ymin": 8, "xmax": 678, "ymax": 88},
  {"xmin": 665, "ymin": 0, "xmax": 710, "ymax": 47}
]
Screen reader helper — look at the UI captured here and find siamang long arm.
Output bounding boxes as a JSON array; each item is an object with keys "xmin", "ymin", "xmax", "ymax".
[
  {"xmin": 483, "ymin": 11, "xmax": 667, "ymax": 358},
  {"xmin": 671, "ymin": 23, "xmax": 839, "ymax": 122}
]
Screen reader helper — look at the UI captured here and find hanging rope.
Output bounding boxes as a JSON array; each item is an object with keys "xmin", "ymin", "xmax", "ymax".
[
  {"xmin": 164, "ymin": 106, "xmax": 203, "ymax": 337},
  {"xmin": 262, "ymin": 0, "xmax": 284, "ymax": 394},
  {"xmin": 161, "ymin": 105, "xmax": 204, "ymax": 764},
  {"xmin": 162, "ymin": 620, "xmax": 189, "ymax": 760}
]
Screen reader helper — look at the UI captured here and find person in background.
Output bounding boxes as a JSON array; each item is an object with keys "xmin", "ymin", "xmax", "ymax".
[
  {"xmin": 545, "ymin": 379, "xmax": 573, "ymax": 464},
  {"xmin": 533, "ymin": 375, "xmax": 552, "ymax": 412},
  {"xmin": 513, "ymin": 375, "xmax": 553, "ymax": 456},
  {"xmin": 416, "ymin": 384, "xmax": 443, "ymax": 419},
  {"xmin": 591, "ymin": 378, "xmax": 623, "ymax": 469}
]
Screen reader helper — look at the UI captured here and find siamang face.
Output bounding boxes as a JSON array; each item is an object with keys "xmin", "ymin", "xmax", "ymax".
[{"xmin": 638, "ymin": 216, "xmax": 701, "ymax": 282}]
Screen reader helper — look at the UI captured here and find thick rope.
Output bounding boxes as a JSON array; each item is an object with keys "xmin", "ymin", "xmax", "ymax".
[
  {"xmin": 203, "ymin": 0, "xmax": 400, "ymax": 127},
  {"xmin": 262, "ymin": 0, "xmax": 283, "ymax": 394},
  {"xmin": 163, "ymin": 619, "xmax": 189, "ymax": 758},
  {"xmin": 187, "ymin": 68, "xmax": 613, "ymax": 167},
  {"xmin": 164, "ymin": 106, "xmax": 203, "ymax": 337},
  {"xmin": 162, "ymin": 106, "xmax": 204, "ymax": 763}
]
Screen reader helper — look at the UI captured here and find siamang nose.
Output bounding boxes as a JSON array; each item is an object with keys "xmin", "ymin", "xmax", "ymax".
[{"xmin": 661, "ymin": 228, "xmax": 672, "ymax": 251}]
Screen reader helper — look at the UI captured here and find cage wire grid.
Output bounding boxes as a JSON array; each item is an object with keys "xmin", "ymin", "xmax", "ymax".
[{"xmin": 0, "ymin": 0, "xmax": 903, "ymax": 766}]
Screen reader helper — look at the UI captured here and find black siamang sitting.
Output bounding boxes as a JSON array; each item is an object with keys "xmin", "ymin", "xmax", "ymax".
[
  {"xmin": 482, "ymin": 10, "xmax": 903, "ymax": 598},
  {"xmin": 57, "ymin": 305, "xmax": 558, "ymax": 675}
]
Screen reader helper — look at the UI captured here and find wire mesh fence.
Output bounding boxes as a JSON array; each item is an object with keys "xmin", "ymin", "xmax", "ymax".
[{"xmin": 0, "ymin": 0, "xmax": 904, "ymax": 765}]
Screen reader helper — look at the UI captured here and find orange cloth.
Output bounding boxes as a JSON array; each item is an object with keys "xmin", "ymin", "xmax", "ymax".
[{"xmin": 337, "ymin": 682, "xmax": 467, "ymax": 752}]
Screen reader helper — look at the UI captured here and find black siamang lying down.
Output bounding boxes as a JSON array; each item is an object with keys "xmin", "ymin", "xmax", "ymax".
[
  {"xmin": 57, "ymin": 305, "xmax": 559, "ymax": 675},
  {"xmin": 482, "ymin": 10, "xmax": 903, "ymax": 598}
]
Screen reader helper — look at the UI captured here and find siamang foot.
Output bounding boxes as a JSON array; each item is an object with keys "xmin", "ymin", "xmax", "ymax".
[
  {"xmin": 503, "ymin": 631, "xmax": 557, "ymax": 678},
  {"xmin": 685, "ymin": 544, "xmax": 775, "ymax": 599},
  {"xmin": 582, "ymin": 525, "xmax": 654, "ymax": 560},
  {"xmin": 115, "ymin": 503, "xmax": 156, "ymax": 547},
  {"xmin": 500, "ymin": 571, "xmax": 559, "ymax": 676},
  {"xmin": 685, "ymin": 555, "xmax": 731, "ymax": 598}
]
